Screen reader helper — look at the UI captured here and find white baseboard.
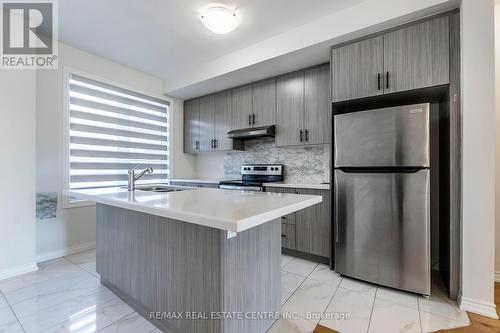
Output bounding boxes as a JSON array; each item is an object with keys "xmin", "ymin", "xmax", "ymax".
[
  {"xmin": 494, "ymin": 271, "xmax": 500, "ymax": 282},
  {"xmin": 460, "ymin": 296, "xmax": 498, "ymax": 319},
  {"xmin": 0, "ymin": 262, "xmax": 39, "ymax": 281},
  {"xmin": 37, "ymin": 241, "xmax": 96, "ymax": 263}
]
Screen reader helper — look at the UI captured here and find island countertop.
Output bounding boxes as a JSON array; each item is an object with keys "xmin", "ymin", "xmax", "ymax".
[{"xmin": 65, "ymin": 187, "xmax": 322, "ymax": 233}]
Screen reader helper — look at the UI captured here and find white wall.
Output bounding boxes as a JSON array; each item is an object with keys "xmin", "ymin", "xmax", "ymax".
[
  {"xmin": 0, "ymin": 68, "xmax": 38, "ymax": 279},
  {"xmin": 36, "ymin": 41, "xmax": 195, "ymax": 261},
  {"xmin": 461, "ymin": 0, "xmax": 497, "ymax": 318},
  {"xmin": 494, "ymin": 3, "xmax": 500, "ymax": 282}
]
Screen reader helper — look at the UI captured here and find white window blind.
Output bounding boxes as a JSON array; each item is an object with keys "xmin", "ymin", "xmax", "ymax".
[{"xmin": 68, "ymin": 74, "xmax": 169, "ymax": 190}]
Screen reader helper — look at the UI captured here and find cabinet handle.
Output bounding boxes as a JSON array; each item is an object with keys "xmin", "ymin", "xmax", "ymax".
[
  {"xmin": 386, "ymin": 71, "xmax": 389, "ymax": 89},
  {"xmin": 281, "ymin": 234, "xmax": 287, "ymax": 238},
  {"xmin": 377, "ymin": 73, "xmax": 381, "ymax": 90},
  {"xmin": 248, "ymin": 114, "xmax": 251, "ymax": 125},
  {"xmin": 214, "ymin": 139, "xmax": 218, "ymax": 149},
  {"xmin": 299, "ymin": 130, "xmax": 303, "ymax": 142},
  {"xmin": 196, "ymin": 141, "xmax": 199, "ymax": 150},
  {"xmin": 252, "ymin": 114, "xmax": 255, "ymax": 125},
  {"xmin": 305, "ymin": 129, "xmax": 309, "ymax": 142}
]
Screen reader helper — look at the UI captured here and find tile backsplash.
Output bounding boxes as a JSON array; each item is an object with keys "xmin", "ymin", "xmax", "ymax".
[{"xmin": 224, "ymin": 138, "xmax": 330, "ymax": 183}]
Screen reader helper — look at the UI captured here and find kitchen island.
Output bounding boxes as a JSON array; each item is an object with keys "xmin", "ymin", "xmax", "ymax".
[{"xmin": 65, "ymin": 187, "xmax": 322, "ymax": 333}]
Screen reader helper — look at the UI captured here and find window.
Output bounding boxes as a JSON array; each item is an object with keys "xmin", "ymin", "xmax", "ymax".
[{"xmin": 65, "ymin": 73, "xmax": 169, "ymax": 200}]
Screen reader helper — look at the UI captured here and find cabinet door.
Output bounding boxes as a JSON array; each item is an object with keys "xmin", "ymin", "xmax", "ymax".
[
  {"xmin": 331, "ymin": 36, "xmax": 384, "ymax": 102},
  {"xmin": 214, "ymin": 91, "xmax": 233, "ymax": 151},
  {"xmin": 281, "ymin": 224, "xmax": 296, "ymax": 250},
  {"xmin": 304, "ymin": 65, "xmax": 331, "ymax": 145},
  {"xmin": 198, "ymin": 95, "xmax": 215, "ymax": 152},
  {"xmin": 276, "ymin": 72, "xmax": 304, "ymax": 147},
  {"xmin": 383, "ymin": 16, "xmax": 449, "ymax": 93},
  {"xmin": 295, "ymin": 189, "xmax": 331, "ymax": 258},
  {"xmin": 184, "ymin": 99, "xmax": 199, "ymax": 153},
  {"xmin": 231, "ymin": 85, "xmax": 253, "ymax": 130},
  {"xmin": 252, "ymin": 78, "xmax": 276, "ymax": 127},
  {"xmin": 266, "ymin": 187, "xmax": 297, "ymax": 225}
]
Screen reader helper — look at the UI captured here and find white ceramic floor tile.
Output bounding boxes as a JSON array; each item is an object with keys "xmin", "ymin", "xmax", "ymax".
[
  {"xmin": 0, "ymin": 306, "xmax": 24, "ymax": 333},
  {"xmin": 40, "ymin": 297, "xmax": 134, "ymax": 333},
  {"xmin": 339, "ymin": 277, "xmax": 377, "ymax": 293},
  {"xmin": 418, "ymin": 295, "xmax": 469, "ymax": 324},
  {"xmin": 96, "ymin": 312, "xmax": 156, "ymax": 333},
  {"xmin": 308, "ymin": 265, "xmax": 342, "ymax": 287},
  {"xmin": 65, "ymin": 250, "xmax": 96, "ymax": 265},
  {"xmin": 368, "ymin": 298, "xmax": 420, "ymax": 333},
  {"xmin": 6, "ymin": 272, "xmax": 101, "ymax": 314},
  {"xmin": 281, "ymin": 255, "xmax": 294, "ymax": 268},
  {"xmin": 266, "ymin": 318, "xmax": 316, "ymax": 333},
  {"xmin": 320, "ymin": 287, "xmax": 376, "ymax": 333},
  {"xmin": 376, "ymin": 286, "xmax": 418, "ymax": 309},
  {"xmin": 0, "ymin": 293, "xmax": 9, "ymax": 309},
  {"xmin": 282, "ymin": 258, "xmax": 318, "ymax": 277},
  {"xmin": 282, "ymin": 278, "xmax": 337, "ymax": 323},
  {"xmin": 79, "ymin": 262, "xmax": 99, "ymax": 279},
  {"xmin": 0, "ymin": 258, "xmax": 81, "ymax": 293},
  {"xmin": 281, "ymin": 271, "xmax": 306, "ymax": 306},
  {"xmin": 18, "ymin": 286, "xmax": 117, "ymax": 333},
  {"xmin": 420, "ymin": 310, "xmax": 470, "ymax": 332}
]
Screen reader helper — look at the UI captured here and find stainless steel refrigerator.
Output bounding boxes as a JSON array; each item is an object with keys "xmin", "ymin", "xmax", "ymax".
[{"xmin": 334, "ymin": 103, "xmax": 431, "ymax": 296}]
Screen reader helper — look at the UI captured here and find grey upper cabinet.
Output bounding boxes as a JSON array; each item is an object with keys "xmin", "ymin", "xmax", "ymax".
[
  {"xmin": 331, "ymin": 36, "xmax": 384, "ymax": 102},
  {"xmin": 277, "ymin": 65, "xmax": 330, "ymax": 147},
  {"xmin": 304, "ymin": 65, "xmax": 331, "ymax": 145},
  {"xmin": 383, "ymin": 16, "xmax": 449, "ymax": 94},
  {"xmin": 231, "ymin": 85, "xmax": 253, "ymax": 130},
  {"xmin": 184, "ymin": 99, "xmax": 200, "ymax": 153},
  {"xmin": 331, "ymin": 15, "xmax": 450, "ymax": 102},
  {"xmin": 213, "ymin": 90, "xmax": 233, "ymax": 151},
  {"xmin": 295, "ymin": 189, "xmax": 331, "ymax": 258},
  {"xmin": 252, "ymin": 79, "xmax": 276, "ymax": 127},
  {"xmin": 198, "ymin": 95, "xmax": 215, "ymax": 152},
  {"xmin": 276, "ymin": 72, "xmax": 304, "ymax": 147}
]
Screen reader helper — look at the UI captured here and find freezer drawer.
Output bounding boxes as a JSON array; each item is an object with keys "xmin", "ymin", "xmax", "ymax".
[
  {"xmin": 334, "ymin": 103, "xmax": 430, "ymax": 168},
  {"xmin": 334, "ymin": 169, "xmax": 430, "ymax": 295}
]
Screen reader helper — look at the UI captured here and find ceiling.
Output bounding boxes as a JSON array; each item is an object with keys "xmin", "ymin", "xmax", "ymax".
[{"xmin": 56, "ymin": 0, "xmax": 367, "ymax": 95}]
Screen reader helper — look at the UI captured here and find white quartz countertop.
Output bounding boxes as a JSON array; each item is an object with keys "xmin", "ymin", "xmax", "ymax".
[
  {"xmin": 65, "ymin": 187, "xmax": 322, "ymax": 233},
  {"xmin": 263, "ymin": 182, "xmax": 330, "ymax": 190},
  {"xmin": 168, "ymin": 178, "xmax": 224, "ymax": 184}
]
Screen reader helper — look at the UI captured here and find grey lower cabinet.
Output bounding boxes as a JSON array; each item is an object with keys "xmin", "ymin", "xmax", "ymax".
[
  {"xmin": 184, "ymin": 99, "xmax": 200, "ymax": 153},
  {"xmin": 331, "ymin": 15, "xmax": 450, "ymax": 102},
  {"xmin": 267, "ymin": 187, "xmax": 331, "ymax": 259},
  {"xmin": 276, "ymin": 64, "xmax": 330, "ymax": 147}
]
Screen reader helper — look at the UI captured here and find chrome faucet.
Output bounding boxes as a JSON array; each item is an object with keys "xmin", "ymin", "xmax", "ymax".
[{"xmin": 127, "ymin": 165, "xmax": 153, "ymax": 191}]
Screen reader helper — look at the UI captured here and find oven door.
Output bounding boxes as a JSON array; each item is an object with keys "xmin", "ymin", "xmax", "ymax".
[{"xmin": 219, "ymin": 185, "xmax": 263, "ymax": 191}]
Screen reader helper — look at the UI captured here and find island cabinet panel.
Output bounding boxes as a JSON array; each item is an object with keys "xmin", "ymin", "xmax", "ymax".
[
  {"xmin": 304, "ymin": 65, "xmax": 331, "ymax": 145},
  {"xmin": 198, "ymin": 95, "xmax": 215, "ymax": 152},
  {"xmin": 96, "ymin": 204, "xmax": 280, "ymax": 333},
  {"xmin": 231, "ymin": 85, "xmax": 253, "ymax": 130},
  {"xmin": 213, "ymin": 90, "xmax": 233, "ymax": 151},
  {"xmin": 331, "ymin": 36, "xmax": 384, "ymax": 102},
  {"xmin": 252, "ymin": 78, "xmax": 276, "ymax": 127},
  {"xmin": 295, "ymin": 189, "xmax": 331, "ymax": 258},
  {"xmin": 276, "ymin": 71, "xmax": 304, "ymax": 147},
  {"xmin": 383, "ymin": 16, "xmax": 449, "ymax": 94},
  {"xmin": 184, "ymin": 99, "xmax": 200, "ymax": 153}
]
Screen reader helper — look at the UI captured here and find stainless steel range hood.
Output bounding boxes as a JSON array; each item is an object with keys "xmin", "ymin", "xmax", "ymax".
[{"xmin": 227, "ymin": 125, "xmax": 275, "ymax": 140}]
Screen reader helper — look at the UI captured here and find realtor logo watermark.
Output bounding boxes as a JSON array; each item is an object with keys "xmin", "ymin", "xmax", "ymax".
[{"xmin": 1, "ymin": 0, "xmax": 58, "ymax": 69}]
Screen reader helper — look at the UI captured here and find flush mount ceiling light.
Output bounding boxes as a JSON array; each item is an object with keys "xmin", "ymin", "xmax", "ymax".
[{"xmin": 200, "ymin": 7, "xmax": 241, "ymax": 34}]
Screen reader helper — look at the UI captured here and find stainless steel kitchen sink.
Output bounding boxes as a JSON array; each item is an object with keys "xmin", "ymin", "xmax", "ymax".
[{"xmin": 128, "ymin": 185, "xmax": 188, "ymax": 192}]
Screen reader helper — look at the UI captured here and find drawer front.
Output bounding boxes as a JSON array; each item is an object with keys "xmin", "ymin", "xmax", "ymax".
[{"xmin": 281, "ymin": 223, "xmax": 296, "ymax": 250}]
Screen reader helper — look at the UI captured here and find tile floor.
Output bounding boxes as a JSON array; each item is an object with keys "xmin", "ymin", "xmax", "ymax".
[{"xmin": 0, "ymin": 250, "xmax": 470, "ymax": 333}]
